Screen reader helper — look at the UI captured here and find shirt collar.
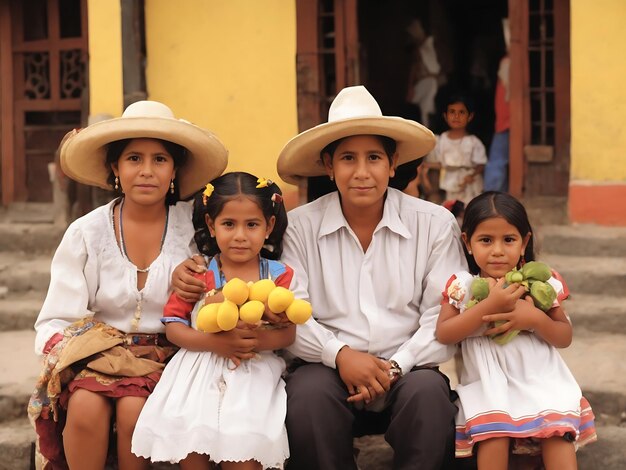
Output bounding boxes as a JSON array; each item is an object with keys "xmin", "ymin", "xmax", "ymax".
[{"xmin": 318, "ymin": 189, "xmax": 412, "ymax": 240}]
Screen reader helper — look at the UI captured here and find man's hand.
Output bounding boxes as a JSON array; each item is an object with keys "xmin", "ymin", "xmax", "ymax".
[
  {"xmin": 172, "ymin": 255, "xmax": 207, "ymax": 302},
  {"xmin": 335, "ymin": 347, "xmax": 391, "ymax": 404}
]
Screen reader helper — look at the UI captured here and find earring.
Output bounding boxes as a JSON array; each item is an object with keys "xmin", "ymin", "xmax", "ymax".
[
  {"xmin": 520, "ymin": 254, "xmax": 526, "ymax": 266},
  {"xmin": 329, "ymin": 174, "xmax": 334, "ymax": 182},
  {"xmin": 114, "ymin": 176, "xmax": 119, "ymax": 190},
  {"xmin": 170, "ymin": 180, "xmax": 175, "ymax": 194},
  {"xmin": 468, "ymin": 250, "xmax": 472, "ymax": 255}
]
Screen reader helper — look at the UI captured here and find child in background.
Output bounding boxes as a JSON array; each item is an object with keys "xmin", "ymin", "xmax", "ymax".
[
  {"xmin": 435, "ymin": 191, "xmax": 596, "ymax": 469},
  {"xmin": 132, "ymin": 172, "xmax": 295, "ymax": 470},
  {"xmin": 424, "ymin": 94, "xmax": 487, "ymax": 205}
]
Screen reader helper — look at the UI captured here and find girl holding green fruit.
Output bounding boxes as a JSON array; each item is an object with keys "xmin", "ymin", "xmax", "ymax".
[
  {"xmin": 435, "ymin": 191, "xmax": 596, "ymax": 469},
  {"xmin": 132, "ymin": 172, "xmax": 296, "ymax": 470}
]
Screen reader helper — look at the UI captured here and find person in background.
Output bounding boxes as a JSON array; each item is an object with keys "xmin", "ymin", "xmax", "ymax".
[
  {"xmin": 424, "ymin": 94, "xmax": 487, "ymax": 205},
  {"xmin": 484, "ymin": 19, "xmax": 511, "ymax": 193}
]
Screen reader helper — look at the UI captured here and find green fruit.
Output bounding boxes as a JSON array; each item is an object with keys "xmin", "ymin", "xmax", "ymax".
[
  {"xmin": 285, "ymin": 299, "xmax": 312, "ymax": 324},
  {"xmin": 529, "ymin": 281, "xmax": 557, "ymax": 312},
  {"xmin": 470, "ymin": 277, "xmax": 490, "ymax": 301},
  {"xmin": 510, "ymin": 271, "xmax": 524, "ymax": 283},
  {"xmin": 239, "ymin": 300, "xmax": 265, "ymax": 324},
  {"xmin": 521, "ymin": 261, "xmax": 552, "ymax": 282},
  {"xmin": 196, "ymin": 303, "xmax": 222, "ymax": 333},
  {"xmin": 491, "ymin": 324, "xmax": 521, "ymax": 345}
]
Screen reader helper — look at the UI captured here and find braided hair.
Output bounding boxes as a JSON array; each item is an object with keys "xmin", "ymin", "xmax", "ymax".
[{"xmin": 193, "ymin": 172, "xmax": 288, "ymax": 260}]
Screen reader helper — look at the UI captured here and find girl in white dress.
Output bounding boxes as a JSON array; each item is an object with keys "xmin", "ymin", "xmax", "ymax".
[
  {"xmin": 423, "ymin": 94, "xmax": 487, "ymax": 205},
  {"xmin": 435, "ymin": 191, "xmax": 596, "ymax": 470},
  {"xmin": 132, "ymin": 172, "xmax": 296, "ymax": 470},
  {"xmin": 28, "ymin": 101, "xmax": 228, "ymax": 470}
]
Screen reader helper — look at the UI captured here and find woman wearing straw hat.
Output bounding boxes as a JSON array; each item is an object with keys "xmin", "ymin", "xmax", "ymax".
[
  {"xmin": 276, "ymin": 86, "xmax": 465, "ymax": 469},
  {"xmin": 172, "ymin": 86, "xmax": 466, "ymax": 469},
  {"xmin": 28, "ymin": 101, "xmax": 228, "ymax": 470}
]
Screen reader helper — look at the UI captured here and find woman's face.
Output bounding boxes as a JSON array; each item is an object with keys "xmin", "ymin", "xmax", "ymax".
[
  {"xmin": 323, "ymin": 135, "xmax": 397, "ymax": 212},
  {"xmin": 111, "ymin": 138, "xmax": 176, "ymax": 205}
]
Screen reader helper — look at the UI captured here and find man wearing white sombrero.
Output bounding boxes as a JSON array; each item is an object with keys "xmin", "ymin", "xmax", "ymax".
[{"xmin": 277, "ymin": 86, "xmax": 466, "ymax": 469}]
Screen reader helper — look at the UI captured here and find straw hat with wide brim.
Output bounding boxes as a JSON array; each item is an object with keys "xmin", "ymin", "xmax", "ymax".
[
  {"xmin": 277, "ymin": 86, "xmax": 435, "ymax": 185},
  {"xmin": 60, "ymin": 100, "xmax": 228, "ymax": 199}
]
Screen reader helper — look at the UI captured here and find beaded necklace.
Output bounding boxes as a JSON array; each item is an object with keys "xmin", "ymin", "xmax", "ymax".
[
  {"xmin": 117, "ymin": 197, "xmax": 169, "ymax": 273},
  {"xmin": 114, "ymin": 197, "xmax": 169, "ymax": 331}
]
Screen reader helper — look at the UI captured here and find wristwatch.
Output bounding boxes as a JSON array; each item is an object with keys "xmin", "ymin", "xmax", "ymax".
[{"xmin": 388, "ymin": 360, "xmax": 403, "ymax": 379}]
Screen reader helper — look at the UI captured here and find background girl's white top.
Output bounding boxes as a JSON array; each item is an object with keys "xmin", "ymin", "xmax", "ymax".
[{"xmin": 34, "ymin": 199, "xmax": 194, "ymax": 355}]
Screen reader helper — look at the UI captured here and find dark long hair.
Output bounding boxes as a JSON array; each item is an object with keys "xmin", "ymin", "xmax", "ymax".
[
  {"xmin": 461, "ymin": 191, "xmax": 535, "ymax": 275},
  {"xmin": 105, "ymin": 138, "xmax": 188, "ymax": 205},
  {"xmin": 193, "ymin": 172, "xmax": 288, "ymax": 260}
]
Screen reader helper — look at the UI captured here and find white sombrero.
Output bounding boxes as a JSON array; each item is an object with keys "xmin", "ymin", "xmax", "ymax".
[
  {"xmin": 277, "ymin": 85, "xmax": 435, "ymax": 185},
  {"xmin": 60, "ymin": 100, "xmax": 228, "ymax": 199}
]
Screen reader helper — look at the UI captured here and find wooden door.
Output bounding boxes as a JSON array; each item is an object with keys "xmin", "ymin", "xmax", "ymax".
[
  {"xmin": 296, "ymin": 0, "xmax": 359, "ymax": 202},
  {"xmin": 1, "ymin": 0, "xmax": 88, "ymax": 203},
  {"xmin": 509, "ymin": 0, "xmax": 570, "ymax": 197}
]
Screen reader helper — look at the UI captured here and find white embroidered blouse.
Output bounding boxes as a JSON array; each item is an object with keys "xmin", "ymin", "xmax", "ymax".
[{"xmin": 34, "ymin": 199, "xmax": 194, "ymax": 355}]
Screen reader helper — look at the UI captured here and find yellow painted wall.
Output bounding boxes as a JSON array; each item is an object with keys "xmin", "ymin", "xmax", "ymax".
[
  {"xmin": 87, "ymin": 0, "xmax": 124, "ymax": 117},
  {"xmin": 144, "ymin": 0, "xmax": 298, "ymax": 192},
  {"xmin": 571, "ymin": 0, "xmax": 626, "ymax": 181}
]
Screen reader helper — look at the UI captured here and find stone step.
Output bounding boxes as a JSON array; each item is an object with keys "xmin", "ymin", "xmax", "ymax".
[
  {"xmin": 0, "ymin": 330, "xmax": 39, "ymax": 424},
  {"xmin": 0, "ymin": 293, "xmax": 46, "ymax": 332},
  {"xmin": 567, "ymin": 294, "xmax": 626, "ymax": 335},
  {"xmin": 0, "ymin": 202, "xmax": 56, "ymax": 225},
  {"xmin": 541, "ymin": 253, "xmax": 626, "ymax": 296},
  {"xmin": 0, "ymin": 252, "xmax": 52, "ymax": 295},
  {"xmin": 0, "ymin": 418, "xmax": 35, "ymax": 470},
  {"xmin": 536, "ymin": 224, "xmax": 626, "ymax": 258},
  {"xmin": 0, "ymin": 223, "xmax": 64, "ymax": 254}
]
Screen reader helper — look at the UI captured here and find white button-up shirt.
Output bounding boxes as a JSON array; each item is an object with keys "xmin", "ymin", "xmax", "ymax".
[{"xmin": 282, "ymin": 188, "xmax": 466, "ymax": 374}]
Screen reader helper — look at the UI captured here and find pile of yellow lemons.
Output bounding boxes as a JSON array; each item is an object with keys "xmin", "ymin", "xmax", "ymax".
[{"xmin": 196, "ymin": 278, "xmax": 312, "ymax": 333}]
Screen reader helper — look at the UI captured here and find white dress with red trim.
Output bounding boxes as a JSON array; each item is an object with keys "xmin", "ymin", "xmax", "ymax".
[
  {"xmin": 443, "ymin": 270, "xmax": 597, "ymax": 457},
  {"xmin": 132, "ymin": 256, "xmax": 292, "ymax": 468}
]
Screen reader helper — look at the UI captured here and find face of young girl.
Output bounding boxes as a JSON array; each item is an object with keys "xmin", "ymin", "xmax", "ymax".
[
  {"xmin": 207, "ymin": 196, "xmax": 275, "ymax": 267},
  {"xmin": 323, "ymin": 135, "xmax": 397, "ymax": 212},
  {"xmin": 443, "ymin": 102, "xmax": 473, "ymax": 131},
  {"xmin": 112, "ymin": 138, "xmax": 176, "ymax": 205},
  {"xmin": 463, "ymin": 216, "xmax": 531, "ymax": 279}
]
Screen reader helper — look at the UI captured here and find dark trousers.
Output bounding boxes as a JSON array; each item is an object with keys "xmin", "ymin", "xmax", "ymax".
[{"xmin": 285, "ymin": 362, "xmax": 457, "ymax": 470}]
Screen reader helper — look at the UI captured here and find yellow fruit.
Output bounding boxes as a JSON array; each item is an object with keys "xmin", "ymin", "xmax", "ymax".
[
  {"xmin": 222, "ymin": 278, "xmax": 249, "ymax": 305},
  {"xmin": 285, "ymin": 299, "xmax": 312, "ymax": 324},
  {"xmin": 267, "ymin": 286, "xmax": 295, "ymax": 313},
  {"xmin": 217, "ymin": 300, "xmax": 239, "ymax": 331},
  {"xmin": 248, "ymin": 279, "xmax": 276, "ymax": 303},
  {"xmin": 239, "ymin": 300, "xmax": 265, "ymax": 324},
  {"xmin": 196, "ymin": 303, "xmax": 222, "ymax": 333}
]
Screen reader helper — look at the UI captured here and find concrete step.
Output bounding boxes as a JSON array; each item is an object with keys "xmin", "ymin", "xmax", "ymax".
[
  {"xmin": 0, "ymin": 252, "xmax": 52, "ymax": 295},
  {"xmin": 567, "ymin": 294, "xmax": 626, "ymax": 335},
  {"xmin": 541, "ymin": 253, "xmax": 626, "ymax": 296},
  {"xmin": 0, "ymin": 202, "xmax": 55, "ymax": 224},
  {"xmin": 0, "ymin": 418, "xmax": 35, "ymax": 470},
  {"xmin": 537, "ymin": 224, "xmax": 626, "ymax": 257},
  {"xmin": 0, "ymin": 223, "xmax": 64, "ymax": 254},
  {"xmin": 0, "ymin": 293, "xmax": 46, "ymax": 332},
  {"xmin": 0, "ymin": 330, "xmax": 40, "ymax": 424}
]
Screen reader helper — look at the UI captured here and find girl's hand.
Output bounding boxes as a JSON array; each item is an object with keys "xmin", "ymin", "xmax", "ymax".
[
  {"xmin": 209, "ymin": 321, "xmax": 258, "ymax": 361},
  {"xmin": 335, "ymin": 347, "xmax": 391, "ymax": 405},
  {"xmin": 485, "ymin": 278, "xmax": 526, "ymax": 313},
  {"xmin": 172, "ymin": 255, "xmax": 207, "ymax": 302},
  {"xmin": 483, "ymin": 296, "xmax": 542, "ymax": 336}
]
